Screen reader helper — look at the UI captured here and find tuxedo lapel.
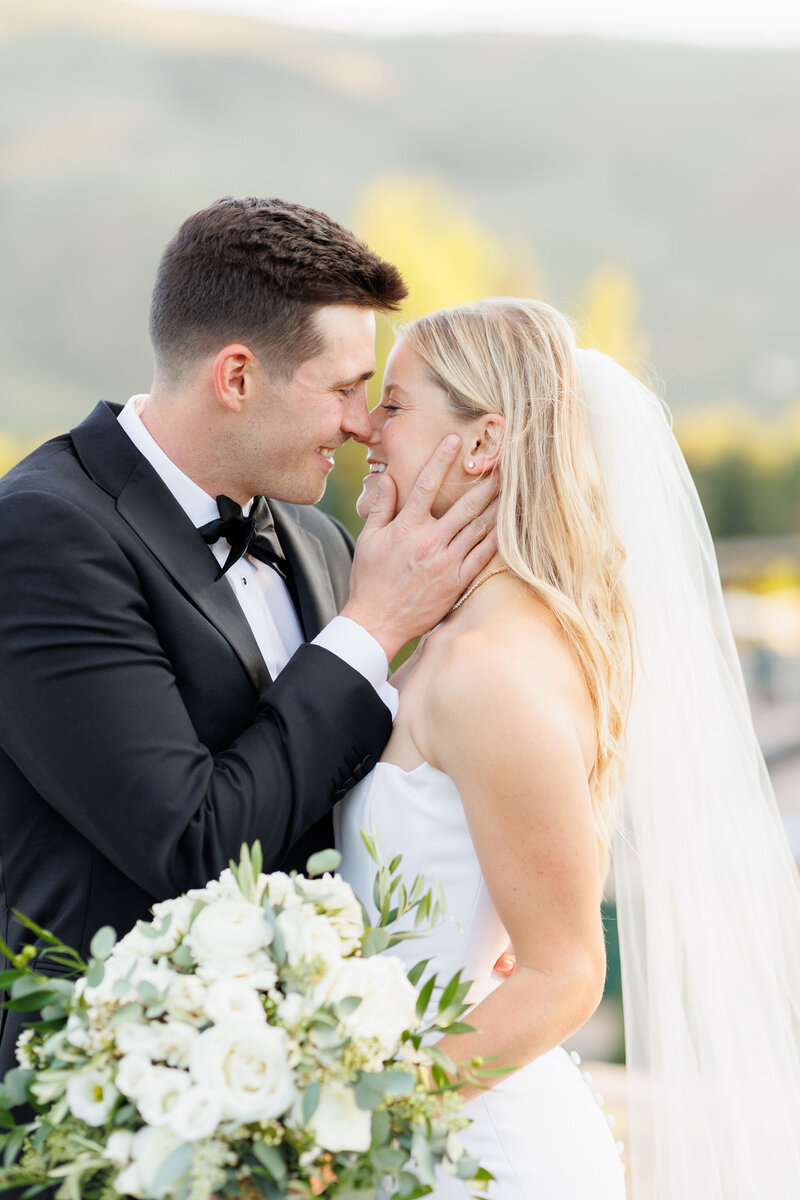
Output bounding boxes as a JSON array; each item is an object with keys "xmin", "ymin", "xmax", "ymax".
[
  {"xmin": 270, "ymin": 501, "xmax": 339, "ymax": 640},
  {"xmin": 71, "ymin": 404, "xmax": 272, "ymax": 696}
]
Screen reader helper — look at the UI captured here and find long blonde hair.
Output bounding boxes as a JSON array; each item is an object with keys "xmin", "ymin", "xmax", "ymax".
[{"xmin": 403, "ymin": 298, "xmax": 635, "ymax": 883}]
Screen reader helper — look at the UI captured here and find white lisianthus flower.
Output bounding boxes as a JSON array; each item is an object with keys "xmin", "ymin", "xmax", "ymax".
[
  {"xmin": 165, "ymin": 973, "xmax": 207, "ymax": 1023},
  {"xmin": 203, "ymin": 978, "xmax": 266, "ymax": 1025},
  {"xmin": 166, "ymin": 1085, "xmax": 223, "ymax": 1141},
  {"xmin": 116, "ymin": 1053, "xmax": 159, "ymax": 1102},
  {"xmin": 115, "ymin": 1125, "xmax": 183, "ymax": 1200},
  {"xmin": 276, "ymin": 910, "xmax": 343, "ymax": 969},
  {"xmin": 185, "ymin": 897, "xmax": 272, "ymax": 964},
  {"xmin": 106, "ymin": 1128, "xmax": 135, "ymax": 1165},
  {"xmin": 298, "ymin": 875, "xmax": 365, "ymax": 953},
  {"xmin": 189, "ymin": 1020, "xmax": 295, "ymax": 1121},
  {"xmin": 65, "ymin": 1069, "xmax": 119, "ymax": 1127},
  {"xmin": 307, "ymin": 1079, "xmax": 372, "ymax": 1153},
  {"xmin": 136, "ymin": 1065, "xmax": 192, "ymax": 1127},
  {"xmin": 315, "ymin": 955, "xmax": 420, "ymax": 1059},
  {"xmin": 157, "ymin": 1020, "xmax": 200, "ymax": 1068}
]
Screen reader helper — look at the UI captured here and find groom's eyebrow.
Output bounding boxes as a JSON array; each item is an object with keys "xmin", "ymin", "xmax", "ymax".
[{"xmin": 335, "ymin": 369, "xmax": 375, "ymax": 389}]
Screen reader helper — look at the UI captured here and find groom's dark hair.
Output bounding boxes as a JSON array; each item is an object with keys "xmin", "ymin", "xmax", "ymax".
[{"xmin": 149, "ymin": 197, "xmax": 407, "ymax": 385}]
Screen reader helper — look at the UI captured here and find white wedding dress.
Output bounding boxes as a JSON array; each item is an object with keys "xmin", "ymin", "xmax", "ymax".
[{"xmin": 335, "ymin": 760, "xmax": 626, "ymax": 1199}]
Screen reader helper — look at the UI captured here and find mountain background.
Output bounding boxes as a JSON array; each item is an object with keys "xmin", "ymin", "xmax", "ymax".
[{"xmin": 1, "ymin": 0, "xmax": 799, "ymax": 441}]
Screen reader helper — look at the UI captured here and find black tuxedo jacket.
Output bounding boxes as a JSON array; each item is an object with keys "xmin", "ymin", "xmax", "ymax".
[{"xmin": 0, "ymin": 402, "xmax": 392, "ymax": 1075}]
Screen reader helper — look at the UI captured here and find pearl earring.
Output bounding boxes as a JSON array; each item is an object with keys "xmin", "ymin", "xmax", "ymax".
[{"xmin": 467, "ymin": 460, "xmax": 476, "ymax": 470}]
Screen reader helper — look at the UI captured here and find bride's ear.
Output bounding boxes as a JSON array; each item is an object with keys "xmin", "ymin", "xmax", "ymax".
[{"xmin": 464, "ymin": 414, "xmax": 504, "ymax": 476}]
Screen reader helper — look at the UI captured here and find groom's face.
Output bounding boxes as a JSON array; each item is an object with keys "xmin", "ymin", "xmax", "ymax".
[{"xmin": 245, "ymin": 304, "xmax": 376, "ymax": 504}]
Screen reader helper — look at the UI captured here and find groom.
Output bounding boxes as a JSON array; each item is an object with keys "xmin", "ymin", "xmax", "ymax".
[{"xmin": 0, "ymin": 197, "xmax": 497, "ymax": 1076}]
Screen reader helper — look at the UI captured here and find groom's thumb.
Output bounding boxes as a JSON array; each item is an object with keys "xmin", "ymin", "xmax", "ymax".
[{"xmin": 363, "ymin": 472, "xmax": 397, "ymax": 531}]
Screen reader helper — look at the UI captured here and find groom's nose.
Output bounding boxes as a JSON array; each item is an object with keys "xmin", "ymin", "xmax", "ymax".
[{"xmin": 340, "ymin": 389, "xmax": 376, "ymax": 444}]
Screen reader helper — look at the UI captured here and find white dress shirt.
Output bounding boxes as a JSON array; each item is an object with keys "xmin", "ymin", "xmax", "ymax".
[{"xmin": 118, "ymin": 396, "xmax": 398, "ymax": 715}]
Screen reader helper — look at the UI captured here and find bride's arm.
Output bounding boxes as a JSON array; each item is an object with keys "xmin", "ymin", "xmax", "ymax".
[{"xmin": 419, "ymin": 631, "xmax": 606, "ymax": 1102}]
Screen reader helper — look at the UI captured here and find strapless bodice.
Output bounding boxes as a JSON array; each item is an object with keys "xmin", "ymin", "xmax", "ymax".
[{"xmin": 334, "ymin": 760, "xmax": 509, "ymax": 1007}]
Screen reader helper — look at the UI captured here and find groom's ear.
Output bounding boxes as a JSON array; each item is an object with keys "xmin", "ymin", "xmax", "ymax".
[
  {"xmin": 213, "ymin": 344, "xmax": 259, "ymax": 414},
  {"xmin": 464, "ymin": 414, "xmax": 504, "ymax": 476}
]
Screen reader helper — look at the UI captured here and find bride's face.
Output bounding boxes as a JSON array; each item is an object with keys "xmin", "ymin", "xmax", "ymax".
[{"xmin": 356, "ymin": 337, "xmax": 479, "ymax": 520}]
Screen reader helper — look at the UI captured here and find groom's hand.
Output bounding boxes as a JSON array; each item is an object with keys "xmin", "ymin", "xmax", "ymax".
[{"xmin": 341, "ymin": 434, "xmax": 499, "ymax": 663}]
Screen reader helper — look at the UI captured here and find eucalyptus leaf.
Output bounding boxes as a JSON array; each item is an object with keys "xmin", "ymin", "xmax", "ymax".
[
  {"xmin": 305, "ymin": 848, "xmax": 342, "ymax": 877},
  {"xmin": 252, "ymin": 1141, "xmax": 287, "ymax": 1181},
  {"xmin": 85, "ymin": 960, "xmax": 104, "ymax": 988},
  {"xmin": 301, "ymin": 1079, "xmax": 320, "ymax": 1124},
  {"xmin": 171, "ymin": 942, "xmax": 195, "ymax": 970},
  {"xmin": 361, "ymin": 927, "xmax": 390, "ymax": 957},
  {"xmin": 88, "ymin": 925, "xmax": 117, "ymax": 962},
  {"xmin": 150, "ymin": 1141, "xmax": 193, "ymax": 1191},
  {"xmin": 333, "ymin": 994, "xmax": 362, "ymax": 1019},
  {"xmin": 370, "ymin": 1107, "xmax": 390, "ymax": 1145},
  {"xmin": 370, "ymin": 1146, "xmax": 407, "ymax": 1172}
]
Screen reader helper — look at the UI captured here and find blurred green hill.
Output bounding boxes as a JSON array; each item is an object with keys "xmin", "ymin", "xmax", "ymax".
[{"xmin": 1, "ymin": 0, "xmax": 799, "ymax": 441}]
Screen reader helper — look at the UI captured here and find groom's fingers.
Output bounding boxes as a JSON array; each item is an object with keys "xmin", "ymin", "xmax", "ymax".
[
  {"xmin": 398, "ymin": 434, "xmax": 462, "ymax": 524},
  {"xmin": 438, "ymin": 472, "xmax": 500, "ymax": 548}
]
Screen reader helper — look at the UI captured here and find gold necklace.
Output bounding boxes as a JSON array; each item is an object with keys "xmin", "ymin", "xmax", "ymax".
[{"xmin": 448, "ymin": 568, "xmax": 508, "ymax": 614}]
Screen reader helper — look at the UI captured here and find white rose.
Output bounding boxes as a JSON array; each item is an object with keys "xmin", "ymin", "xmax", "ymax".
[
  {"xmin": 115, "ymin": 896, "xmax": 196, "ymax": 960},
  {"xmin": 298, "ymin": 875, "xmax": 364, "ymax": 952},
  {"xmin": 185, "ymin": 897, "xmax": 272, "ymax": 964},
  {"xmin": 106, "ymin": 1128, "xmax": 135, "ymax": 1165},
  {"xmin": 165, "ymin": 974, "xmax": 208, "ymax": 1023},
  {"xmin": 189, "ymin": 1020, "xmax": 295, "ymax": 1121},
  {"xmin": 203, "ymin": 979, "xmax": 266, "ymax": 1025},
  {"xmin": 276, "ymin": 910, "xmax": 343, "ymax": 969},
  {"xmin": 264, "ymin": 872, "xmax": 301, "ymax": 910},
  {"xmin": 316, "ymin": 956, "xmax": 420, "ymax": 1059},
  {"xmin": 307, "ymin": 1079, "xmax": 372, "ymax": 1152},
  {"xmin": 166, "ymin": 1085, "xmax": 222, "ymax": 1142},
  {"xmin": 136, "ymin": 1065, "xmax": 192, "ymax": 1128},
  {"xmin": 156, "ymin": 1020, "xmax": 200, "ymax": 1068},
  {"xmin": 115, "ymin": 1019, "xmax": 163, "ymax": 1060},
  {"xmin": 65, "ymin": 1069, "xmax": 119, "ymax": 1126},
  {"xmin": 195, "ymin": 952, "xmax": 277, "ymax": 990},
  {"xmin": 116, "ymin": 1053, "xmax": 159, "ymax": 1101},
  {"xmin": 116, "ymin": 1125, "xmax": 183, "ymax": 1200}
]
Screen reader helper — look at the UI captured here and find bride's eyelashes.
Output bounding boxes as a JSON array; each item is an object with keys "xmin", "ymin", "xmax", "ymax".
[{"xmin": 380, "ymin": 402, "xmax": 400, "ymax": 415}]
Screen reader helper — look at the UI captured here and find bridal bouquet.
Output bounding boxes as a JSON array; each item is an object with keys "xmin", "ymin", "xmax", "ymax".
[{"xmin": 0, "ymin": 843, "xmax": 490, "ymax": 1200}]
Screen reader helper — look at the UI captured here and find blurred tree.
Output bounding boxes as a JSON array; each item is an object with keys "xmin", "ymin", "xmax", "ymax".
[
  {"xmin": 675, "ymin": 402, "xmax": 800, "ymax": 538},
  {"xmin": 577, "ymin": 264, "xmax": 650, "ymax": 368},
  {"xmin": 0, "ymin": 433, "xmax": 33, "ymax": 479}
]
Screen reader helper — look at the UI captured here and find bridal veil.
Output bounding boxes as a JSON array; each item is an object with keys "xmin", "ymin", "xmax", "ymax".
[{"xmin": 577, "ymin": 348, "xmax": 800, "ymax": 1197}]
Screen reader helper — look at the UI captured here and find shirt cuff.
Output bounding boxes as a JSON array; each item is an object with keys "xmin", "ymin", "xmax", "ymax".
[{"xmin": 313, "ymin": 616, "xmax": 399, "ymax": 719}]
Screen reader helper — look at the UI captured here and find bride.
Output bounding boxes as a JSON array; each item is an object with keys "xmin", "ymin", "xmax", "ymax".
[{"xmin": 335, "ymin": 297, "xmax": 800, "ymax": 1198}]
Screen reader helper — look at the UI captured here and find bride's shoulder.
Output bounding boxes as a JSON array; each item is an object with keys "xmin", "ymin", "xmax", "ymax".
[{"xmin": 425, "ymin": 597, "xmax": 594, "ymax": 758}]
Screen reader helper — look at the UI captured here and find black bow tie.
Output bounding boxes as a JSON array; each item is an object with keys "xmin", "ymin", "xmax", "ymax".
[{"xmin": 199, "ymin": 495, "xmax": 288, "ymax": 582}]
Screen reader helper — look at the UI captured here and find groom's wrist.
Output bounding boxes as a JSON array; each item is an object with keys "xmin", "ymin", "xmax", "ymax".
[{"xmin": 313, "ymin": 616, "xmax": 398, "ymax": 718}]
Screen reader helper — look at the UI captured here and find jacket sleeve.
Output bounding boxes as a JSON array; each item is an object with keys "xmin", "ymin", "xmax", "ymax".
[{"xmin": 0, "ymin": 490, "xmax": 391, "ymax": 898}]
